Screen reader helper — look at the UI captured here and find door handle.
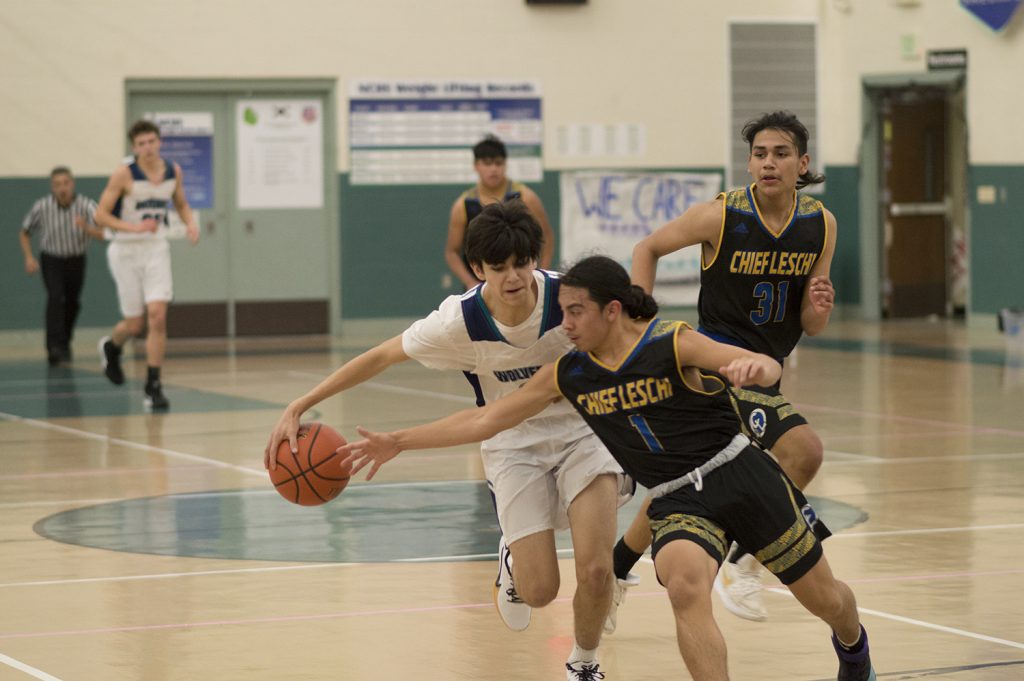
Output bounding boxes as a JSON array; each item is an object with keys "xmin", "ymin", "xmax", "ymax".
[
  {"xmin": 889, "ymin": 199, "xmax": 949, "ymax": 217},
  {"xmin": 245, "ymin": 220, "xmax": 254, "ymax": 234},
  {"xmin": 206, "ymin": 221, "xmax": 215, "ymax": 234}
]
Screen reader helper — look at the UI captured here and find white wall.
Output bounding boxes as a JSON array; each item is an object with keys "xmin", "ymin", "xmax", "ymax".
[{"xmin": 1, "ymin": 0, "xmax": 1020, "ymax": 175}]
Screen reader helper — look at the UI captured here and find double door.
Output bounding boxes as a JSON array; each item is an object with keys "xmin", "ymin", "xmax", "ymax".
[{"xmin": 127, "ymin": 84, "xmax": 336, "ymax": 336}]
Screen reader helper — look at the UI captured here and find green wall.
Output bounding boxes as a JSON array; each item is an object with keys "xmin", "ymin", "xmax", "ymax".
[
  {"xmin": 339, "ymin": 171, "xmax": 561, "ymax": 319},
  {"xmin": 968, "ymin": 166, "xmax": 1024, "ymax": 315},
  {"xmin": 2, "ymin": 164, "xmax": 1017, "ymax": 331},
  {"xmin": 820, "ymin": 165, "xmax": 861, "ymax": 306},
  {"xmin": 1, "ymin": 176, "xmax": 119, "ymax": 331}
]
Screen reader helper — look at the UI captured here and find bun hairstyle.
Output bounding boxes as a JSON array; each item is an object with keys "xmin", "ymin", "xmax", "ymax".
[{"xmin": 562, "ymin": 255, "xmax": 659, "ymax": 320}]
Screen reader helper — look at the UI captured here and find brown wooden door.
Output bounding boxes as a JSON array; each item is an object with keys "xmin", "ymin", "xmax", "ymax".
[{"xmin": 883, "ymin": 92, "xmax": 948, "ymax": 318}]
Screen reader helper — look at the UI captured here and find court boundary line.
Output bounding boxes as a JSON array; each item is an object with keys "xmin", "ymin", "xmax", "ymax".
[
  {"xmin": 0, "ymin": 411, "xmax": 266, "ymax": 478},
  {"xmin": 0, "ymin": 652, "xmax": 63, "ymax": 681},
  {"xmin": 766, "ymin": 588, "xmax": 1024, "ymax": 650}
]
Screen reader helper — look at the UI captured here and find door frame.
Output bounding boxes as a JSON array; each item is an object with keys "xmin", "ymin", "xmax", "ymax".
[
  {"xmin": 858, "ymin": 71, "xmax": 966, "ymax": 321},
  {"xmin": 124, "ymin": 78, "xmax": 341, "ymax": 334}
]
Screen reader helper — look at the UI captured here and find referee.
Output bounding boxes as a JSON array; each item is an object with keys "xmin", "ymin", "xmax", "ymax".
[{"xmin": 19, "ymin": 166, "xmax": 102, "ymax": 366}]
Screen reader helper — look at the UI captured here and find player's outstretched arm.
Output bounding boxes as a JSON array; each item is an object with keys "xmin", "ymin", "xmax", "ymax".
[
  {"xmin": 264, "ymin": 335, "xmax": 410, "ymax": 470},
  {"xmin": 801, "ymin": 208, "xmax": 838, "ymax": 336},
  {"xmin": 338, "ymin": 364, "xmax": 561, "ymax": 480},
  {"xmin": 676, "ymin": 326, "xmax": 781, "ymax": 388},
  {"xmin": 631, "ymin": 198, "xmax": 723, "ymax": 293}
]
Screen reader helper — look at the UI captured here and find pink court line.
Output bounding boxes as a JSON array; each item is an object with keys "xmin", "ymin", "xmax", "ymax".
[
  {"xmin": 0, "ymin": 600, "xmax": 501, "ymax": 641},
  {"xmin": 5, "ymin": 567, "xmax": 1024, "ymax": 642},
  {"xmin": 797, "ymin": 402, "xmax": 1024, "ymax": 438},
  {"xmin": 0, "ymin": 465, "xmax": 214, "ymax": 480}
]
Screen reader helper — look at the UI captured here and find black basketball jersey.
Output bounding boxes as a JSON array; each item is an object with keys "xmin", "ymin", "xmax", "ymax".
[
  {"xmin": 462, "ymin": 181, "xmax": 524, "ymax": 226},
  {"xmin": 554, "ymin": 319, "xmax": 740, "ymax": 488},
  {"xmin": 698, "ymin": 185, "xmax": 828, "ymax": 360},
  {"xmin": 459, "ymin": 182, "xmax": 525, "ymax": 277}
]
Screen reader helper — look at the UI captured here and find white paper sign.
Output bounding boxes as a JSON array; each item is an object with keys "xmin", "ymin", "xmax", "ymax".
[
  {"xmin": 236, "ymin": 99, "xmax": 323, "ymax": 209},
  {"xmin": 560, "ymin": 171, "xmax": 722, "ymax": 306}
]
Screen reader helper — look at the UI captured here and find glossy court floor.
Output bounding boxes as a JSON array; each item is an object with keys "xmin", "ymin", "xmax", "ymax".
[{"xmin": 1, "ymin": 319, "xmax": 1022, "ymax": 680}]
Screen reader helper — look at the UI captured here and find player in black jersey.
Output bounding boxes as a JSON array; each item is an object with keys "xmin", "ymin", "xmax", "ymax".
[
  {"xmin": 614, "ymin": 111, "xmax": 838, "ymax": 622},
  {"xmin": 338, "ymin": 256, "xmax": 875, "ymax": 681},
  {"xmin": 445, "ymin": 135, "xmax": 555, "ymax": 289}
]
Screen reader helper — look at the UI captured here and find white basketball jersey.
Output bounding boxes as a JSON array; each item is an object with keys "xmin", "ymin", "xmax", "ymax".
[
  {"xmin": 111, "ymin": 158, "xmax": 175, "ymax": 241},
  {"xmin": 402, "ymin": 270, "xmax": 590, "ymax": 451}
]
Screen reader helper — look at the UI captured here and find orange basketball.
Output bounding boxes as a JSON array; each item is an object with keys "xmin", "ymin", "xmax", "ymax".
[{"xmin": 270, "ymin": 422, "xmax": 351, "ymax": 506}]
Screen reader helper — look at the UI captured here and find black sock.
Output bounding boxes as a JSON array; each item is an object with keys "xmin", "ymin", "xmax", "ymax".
[
  {"xmin": 835, "ymin": 625, "xmax": 867, "ymax": 655},
  {"xmin": 612, "ymin": 536, "xmax": 643, "ymax": 580},
  {"xmin": 146, "ymin": 366, "xmax": 161, "ymax": 386}
]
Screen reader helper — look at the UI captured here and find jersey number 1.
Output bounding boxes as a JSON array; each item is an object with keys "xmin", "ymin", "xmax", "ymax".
[
  {"xmin": 628, "ymin": 414, "xmax": 664, "ymax": 453},
  {"xmin": 750, "ymin": 281, "xmax": 789, "ymax": 325}
]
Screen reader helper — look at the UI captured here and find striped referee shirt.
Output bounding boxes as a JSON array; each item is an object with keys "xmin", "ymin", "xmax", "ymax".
[{"xmin": 21, "ymin": 194, "xmax": 98, "ymax": 257}]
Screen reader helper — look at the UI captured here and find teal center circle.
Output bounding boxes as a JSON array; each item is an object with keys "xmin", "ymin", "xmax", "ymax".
[{"xmin": 34, "ymin": 482, "xmax": 866, "ymax": 563}]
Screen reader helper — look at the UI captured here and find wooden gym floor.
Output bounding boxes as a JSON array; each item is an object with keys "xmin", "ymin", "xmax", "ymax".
[{"xmin": 1, "ymin": 319, "xmax": 1022, "ymax": 680}]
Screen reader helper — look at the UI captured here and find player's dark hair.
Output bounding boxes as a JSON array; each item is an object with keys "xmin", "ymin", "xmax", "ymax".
[
  {"xmin": 50, "ymin": 166, "xmax": 72, "ymax": 179},
  {"xmin": 562, "ymin": 255, "xmax": 659, "ymax": 320},
  {"xmin": 742, "ymin": 111, "xmax": 825, "ymax": 188},
  {"xmin": 464, "ymin": 198, "xmax": 542, "ymax": 269},
  {"xmin": 127, "ymin": 119, "xmax": 161, "ymax": 142},
  {"xmin": 473, "ymin": 134, "xmax": 507, "ymax": 161}
]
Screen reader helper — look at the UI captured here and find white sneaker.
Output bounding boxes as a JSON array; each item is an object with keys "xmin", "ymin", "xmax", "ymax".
[
  {"xmin": 603, "ymin": 572, "xmax": 640, "ymax": 634},
  {"xmin": 566, "ymin": 660, "xmax": 605, "ymax": 680},
  {"xmin": 494, "ymin": 537, "xmax": 531, "ymax": 631},
  {"xmin": 714, "ymin": 553, "xmax": 768, "ymax": 621}
]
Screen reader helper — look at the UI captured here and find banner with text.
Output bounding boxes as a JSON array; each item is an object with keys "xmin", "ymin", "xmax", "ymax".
[
  {"xmin": 349, "ymin": 79, "xmax": 542, "ymax": 185},
  {"xmin": 560, "ymin": 171, "xmax": 722, "ymax": 306}
]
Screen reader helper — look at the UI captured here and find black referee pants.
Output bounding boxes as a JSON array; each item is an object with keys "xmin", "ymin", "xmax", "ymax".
[{"xmin": 40, "ymin": 252, "xmax": 86, "ymax": 356}]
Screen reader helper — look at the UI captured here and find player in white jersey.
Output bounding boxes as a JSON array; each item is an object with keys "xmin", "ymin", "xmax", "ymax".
[
  {"xmin": 265, "ymin": 199, "xmax": 631, "ymax": 681},
  {"xmin": 94, "ymin": 120, "xmax": 199, "ymax": 410}
]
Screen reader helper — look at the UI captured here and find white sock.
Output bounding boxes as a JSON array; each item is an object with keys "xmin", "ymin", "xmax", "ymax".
[{"xmin": 568, "ymin": 642, "xmax": 598, "ymax": 665}]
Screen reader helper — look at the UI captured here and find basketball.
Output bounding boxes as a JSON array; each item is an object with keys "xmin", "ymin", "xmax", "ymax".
[{"xmin": 270, "ymin": 422, "xmax": 351, "ymax": 506}]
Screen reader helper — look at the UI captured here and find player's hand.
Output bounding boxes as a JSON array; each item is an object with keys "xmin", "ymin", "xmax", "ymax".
[
  {"xmin": 24, "ymin": 256, "xmax": 39, "ymax": 275},
  {"xmin": 338, "ymin": 426, "xmax": 402, "ymax": 481},
  {"xmin": 264, "ymin": 407, "xmax": 304, "ymax": 470},
  {"xmin": 807, "ymin": 275, "xmax": 834, "ymax": 315},
  {"xmin": 138, "ymin": 218, "xmax": 159, "ymax": 234},
  {"xmin": 73, "ymin": 215, "xmax": 89, "ymax": 231},
  {"xmin": 719, "ymin": 355, "xmax": 781, "ymax": 388},
  {"xmin": 186, "ymin": 223, "xmax": 200, "ymax": 246}
]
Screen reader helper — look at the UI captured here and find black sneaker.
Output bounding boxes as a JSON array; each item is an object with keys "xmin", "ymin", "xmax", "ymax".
[
  {"xmin": 98, "ymin": 336, "xmax": 124, "ymax": 385},
  {"xmin": 833, "ymin": 628, "xmax": 876, "ymax": 681},
  {"xmin": 144, "ymin": 381, "xmax": 170, "ymax": 411}
]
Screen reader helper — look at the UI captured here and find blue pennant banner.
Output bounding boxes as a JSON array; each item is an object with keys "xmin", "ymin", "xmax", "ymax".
[{"xmin": 961, "ymin": 0, "xmax": 1022, "ymax": 31}]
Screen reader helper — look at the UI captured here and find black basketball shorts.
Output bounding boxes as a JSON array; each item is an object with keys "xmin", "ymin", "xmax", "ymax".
[
  {"xmin": 647, "ymin": 444, "xmax": 830, "ymax": 586},
  {"xmin": 728, "ymin": 383, "xmax": 808, "ymax": 449}
]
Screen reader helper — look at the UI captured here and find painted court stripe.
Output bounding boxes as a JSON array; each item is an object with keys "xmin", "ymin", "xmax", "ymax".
[
  {"xmin": 0, "ymin": 652, "xmax": 63, "ymax": 681},
  {"xmin": 829, "ymin": 523, "xmax": 1024, "ymax": 539},
  {"xmin": 0, "ymin": 602, "xmax": 497, "ymax": 641},
  {"xmin": 0, "ymin": 411, "xmax": 266, "ymax": 478},
  {"xmin": 798, "ymin": 402, "xmax": 1024, "ymax": 438},
  {"xmin": 4, "ymin": 525, "xmax": 1021, "ymax": 590},
  {"xmin": 768, "ymin": 588, "xmax": 1024, "ymax": 650}
]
